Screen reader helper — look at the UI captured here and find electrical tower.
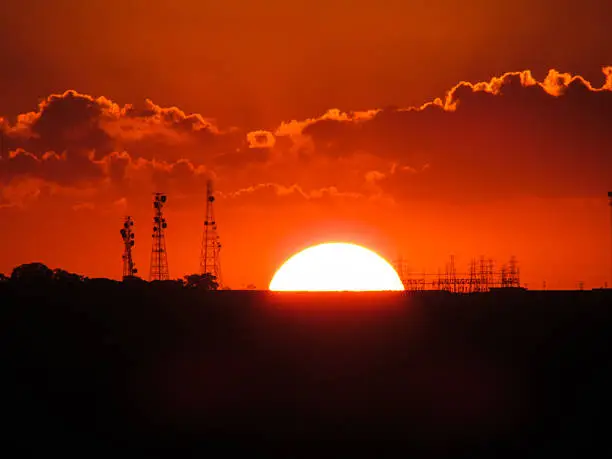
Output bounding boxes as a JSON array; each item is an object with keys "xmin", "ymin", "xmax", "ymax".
[
  {"xmin": 120, "ymin": 216, "xmax": 138, "ymax": 279},
  {"xmin": 396, "ymin": 254, "xmax": 523, "ymax": 292},
  {"xmin": 150, "ymin": 193, "xmax": 169, "ymax": 281},
  {"xmin": 508, "ymin": 255, "xmax": 520, "ymax": 288},
  {"xmin": 200, "ymin": 180, "xmax": 222, "ymax": 285}
]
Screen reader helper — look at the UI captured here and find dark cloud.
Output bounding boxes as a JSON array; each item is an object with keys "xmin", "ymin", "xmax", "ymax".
[
  {"xmin": 2, "ymin": 90, "xmax": 249, "ymax": 167},
  {"xmin": 0, "ymin": 67, "xmax": 611, "ymax": 205},
  {"xmin": 0, "ymin": 149, "xmax": 104, "ymax": 186},
  {"xmin": 31, "ymin": 91, "xmax": 115, "ymax": 157},
  {"xmin": 275, "ymin": 67, "xmax": 612, "ymax": 200}
]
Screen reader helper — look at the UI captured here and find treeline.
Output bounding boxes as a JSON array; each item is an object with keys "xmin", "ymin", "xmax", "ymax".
[{"xmin": 0, "ymin": 262, "xmax": 221, "ymax": 290}]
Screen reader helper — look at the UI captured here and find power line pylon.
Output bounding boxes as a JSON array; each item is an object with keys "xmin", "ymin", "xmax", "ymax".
[
  {"xmin": 509, "ymin": 256, "xmax": 519, "ymax": 288},
  {"xmin": 120, "ymin": 216, "xmax": 138, "ymax": 279},
  {"xmin": 449, "ymin": 255, "xmax": 457, "ymax": 293},
  {"xmin": 200, "ymin": 180, "xmax": 222, "ymax": 285},
  {"xmin": 150, "ymin": 193, "xmax": 169, "ymax": 281}
]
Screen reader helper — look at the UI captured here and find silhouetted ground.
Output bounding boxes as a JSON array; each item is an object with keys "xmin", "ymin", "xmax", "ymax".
[{"xmin": 1, "ymin": 280, "xmax": 611, "ymax": 457}]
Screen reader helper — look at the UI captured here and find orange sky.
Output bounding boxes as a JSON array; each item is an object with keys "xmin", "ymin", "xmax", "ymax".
[{"xmin": 0, "ymin": 1, "xmax": 611, "ymax": 289}]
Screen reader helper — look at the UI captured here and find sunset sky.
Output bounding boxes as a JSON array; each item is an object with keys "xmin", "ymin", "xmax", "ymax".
[{"xmin": 0, "ymin": 0, "xmax": 611, "ymax": 289}]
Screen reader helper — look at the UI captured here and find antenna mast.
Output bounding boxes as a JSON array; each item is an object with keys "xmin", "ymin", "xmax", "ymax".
[
  {"xmin": 150, "ymin": 193, "xmax": 169, "ymax": 281},
  {"xmin": 200, "ymin": 180, "xmax": 222, "ymax": 285},
  {"xmin": 120, "ymin": 216, "xmax": 137, "ymax": 279}
]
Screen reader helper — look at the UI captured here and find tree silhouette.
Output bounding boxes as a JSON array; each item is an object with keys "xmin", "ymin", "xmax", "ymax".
[
  {"xmin": 53, "ymin": 268, "xmax": 86, "ymax": 284},
  {"xmin": 11, "ymin": 262, "xmax": 54, "ymax": 283},
  {"xmin": 122, "ymin": 274, "xmax": 146, "ymax": 284},
  {"xmin": 183, "ymin": 273, "xmax": 219, "ymax": 291}
]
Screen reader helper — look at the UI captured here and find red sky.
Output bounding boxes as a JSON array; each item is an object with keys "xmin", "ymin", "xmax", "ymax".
[{"xmin": 0, "ymin": 1, "xmax": 611, "ymax": 289}]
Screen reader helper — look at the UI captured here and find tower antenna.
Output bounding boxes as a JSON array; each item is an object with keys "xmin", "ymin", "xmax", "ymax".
[
  {"xmin": 120, "ymin": 216, "xmax": 138, "ymax": 279},
  {"xmin": 150, "ymin": 193, "xmax": 169, "ymax": 281},
  {"xmin": 200, "ymin": 179, "xmax": 222, "ymax": 285}
]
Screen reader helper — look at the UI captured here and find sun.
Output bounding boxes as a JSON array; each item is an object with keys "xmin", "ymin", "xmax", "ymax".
[{"xmin": 269, "ymin": 242, "xmax": 404, "ymax": 291}]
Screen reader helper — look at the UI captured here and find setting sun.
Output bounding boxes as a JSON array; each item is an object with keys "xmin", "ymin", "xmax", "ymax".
[{"xmin": 269, "ymin": 242, "xmax": 404, "ymax": 291}]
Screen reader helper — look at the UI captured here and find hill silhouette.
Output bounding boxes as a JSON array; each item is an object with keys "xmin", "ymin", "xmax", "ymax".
[{"xmin": 1, "ymin": 263, "xmax": 611, "ymax": 457}]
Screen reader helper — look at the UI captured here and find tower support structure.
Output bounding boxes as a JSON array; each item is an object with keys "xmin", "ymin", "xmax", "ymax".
[
  {"xmin": 150, "ymin": 193, "xmax": 169, "ymax": 281},
  {"xmin": 200, "ymin": 180, "xmax": 222, "ymax": 285},
  {"xmin": 120, "ymin": 216, "xmax": 137, "ymax": 279}
]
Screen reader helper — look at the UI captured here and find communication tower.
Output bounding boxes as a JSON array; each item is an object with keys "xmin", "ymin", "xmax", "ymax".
[
  {"xmin": 120, "ymin": 216, "xmax": 137, "ymax": 279},
  {"xmin": 150, "ymin": 193, "xmax": 169, "ymax": 281},
  {"xmin": 200, "ymin": 180, "xmax": 222, "ymax": 284}
]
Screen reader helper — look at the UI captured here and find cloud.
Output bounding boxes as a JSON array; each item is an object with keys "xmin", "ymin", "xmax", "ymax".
[
  {"xmin": 246, "ymin": 130, "xmax": 276, "ymax": 149},
  {"xmin": 72, "ymin": 202, "xmax": 95, "ymax": 211},
  {"xmin": 365, "ymin": 170, "xmax": 386, "ymax": 184},
  {"xmin": 220, "ymin": 182, "xmax": 363, "ymax": 206},
  {"xmin": 0, "ymin": 147, "xmax": 214, "ymax": 208},
  {"xmin": 1, "ymin": 90, "xmax": 247, "ymax": 166},
  {"xmin": 269, "ymin": 66, "xmax": 612, "ymax": 201},
  {"xmin": 0, "ymin": 178, "xmax": 43, "ymax": 208},
  {"xmin": 0, "ymin": 148, "xmax": 105, "ymax": 186},
  {"xmin": 1, "ymin": 66, "xmax": 611, "ymax": 206}
]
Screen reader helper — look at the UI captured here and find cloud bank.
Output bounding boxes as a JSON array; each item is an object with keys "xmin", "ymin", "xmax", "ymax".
[{"xmin": 1, "ymin": 67, "xmax": 611, "ymax": 207}]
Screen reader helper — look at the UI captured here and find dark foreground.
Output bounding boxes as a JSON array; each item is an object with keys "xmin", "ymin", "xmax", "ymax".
[{"xmin": 1, "ymin": 282, "xmax": 611, "ymax": 457}]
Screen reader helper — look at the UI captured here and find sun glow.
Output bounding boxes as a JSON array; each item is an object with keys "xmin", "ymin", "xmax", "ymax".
[{"xmin": 269, "ymin": 242, "xmax": 404, "ymax": 291}]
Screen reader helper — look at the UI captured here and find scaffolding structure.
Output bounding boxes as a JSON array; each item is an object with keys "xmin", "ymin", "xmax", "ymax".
[
  {"xmin": 120, "ymin": 216, "xmax": 137, "ymax": 279},
  {"xmin": 394, "ymin": 255, "xmax": 521, "ymax": 292},
  {"xmin": 200, "ymin": 180, "xmax": 222, "ymax": 285},
  {"xmin": 150, "ymin": 193, "xmax": 169, "ymax": 281}
]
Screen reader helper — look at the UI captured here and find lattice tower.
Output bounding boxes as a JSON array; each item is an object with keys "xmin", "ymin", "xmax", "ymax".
[
  {"xmin": 200, "ymin": 180, "xmax": 222, "ymax": 285},
  {"xmin": 150, "ymin": 193, "xmax": 169, "ymax": 281},
  {"xmin": 120, "ymin": 216, "xmax": 137, "ymax": 279}
]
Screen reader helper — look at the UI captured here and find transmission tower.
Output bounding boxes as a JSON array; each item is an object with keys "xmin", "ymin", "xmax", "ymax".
[
  {"xmin": 120, "ymin": 216, "xmax": 138, "ymax": 279},
  {"xmin": 150, "ymin": 193, "xmax": 169, "ymax": 281},
  {"xmin": 200, "ymin": 180, "xmax": 222, "ymax": 285},
  {"xmin": 509, "ymin": 256, "xmax": 520, "ymax": 288}
]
